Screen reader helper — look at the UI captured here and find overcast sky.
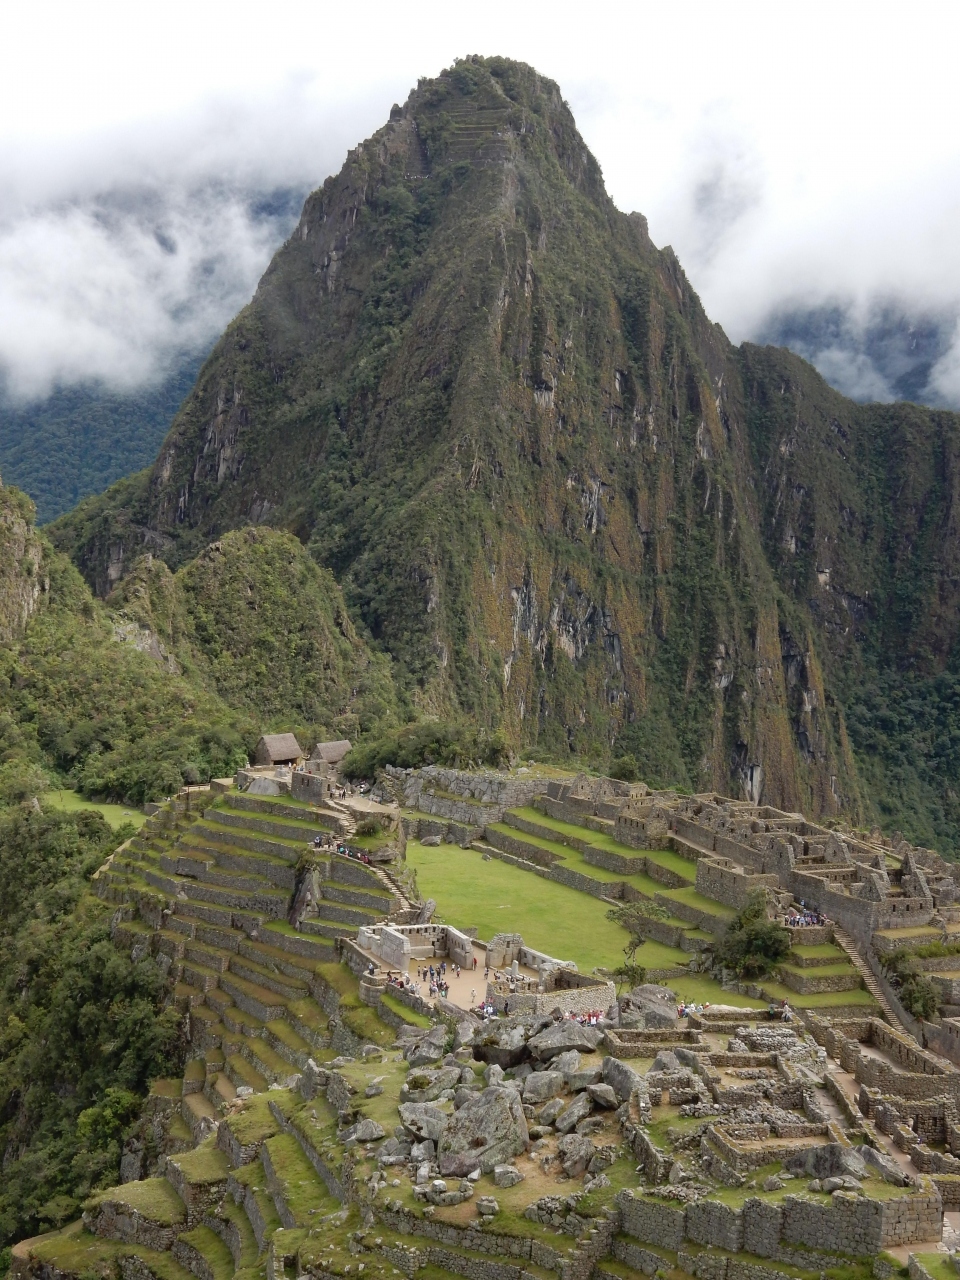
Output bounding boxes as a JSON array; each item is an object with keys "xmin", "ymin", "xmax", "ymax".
[{"xmin": 2, "ymin": 0, "xmax": 960, "ymax": 404}]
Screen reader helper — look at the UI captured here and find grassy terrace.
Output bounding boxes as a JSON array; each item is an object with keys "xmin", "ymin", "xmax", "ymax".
[
  {"xmin": 408, "ymin": 840, "xmax": 690, "ymax": 976},
  {"xmin": 486, "ymin": 822, "xmax": 669, "ymax": 895},
  {"xmin": 407, "ymin": 839, "xmax": 640, "ymax": 971},
  {"xmin": 507, "ymin": 806, "xmax": 697, "ymax": 881},
  {"xmin": 43, "ymin": 788, "xmax": 146, "ymax": 829}
]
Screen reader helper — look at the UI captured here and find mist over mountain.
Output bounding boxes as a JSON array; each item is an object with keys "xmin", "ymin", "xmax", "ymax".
[
  {"xmin": 757, "ymin": 301, "xmax": 958, "ymax": 407},
  {"xmin": 47, "ymin": 56, "xmax": 960, "ymax": 855}
]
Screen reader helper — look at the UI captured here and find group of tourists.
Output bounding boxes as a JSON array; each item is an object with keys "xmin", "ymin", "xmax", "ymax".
[
  {"xmin": 783, "ymin": 904, "xmax": 825, "ymax": 927},
  {"xmin": 677, "ymin": 1000, "xmax": 710, "ymax": 1017},
  {"xmin": 311, "ymin": 833, "xmax": 371, "ymax": 864}
]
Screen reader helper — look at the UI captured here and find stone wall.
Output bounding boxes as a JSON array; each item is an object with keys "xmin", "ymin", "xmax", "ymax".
[
  {"xmin": 291, "ymin": 771, "xmax": 327, "ymax": 805},
  {"xmin": 616, "ymin": 1179, "xmax": 943, "ymax": 1252},
  {"xmin": 695, "ymin": 857, "xmax": 780, "ymax": 911}
]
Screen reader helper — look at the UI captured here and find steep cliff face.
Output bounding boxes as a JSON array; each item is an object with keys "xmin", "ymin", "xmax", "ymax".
[
  {"xmin": 49, "ymin": 58, "xmax": 960, "ymax": 839},
  {"xmin": 0, "ymin": 482, "xmax": 49, "ymax": 644}
]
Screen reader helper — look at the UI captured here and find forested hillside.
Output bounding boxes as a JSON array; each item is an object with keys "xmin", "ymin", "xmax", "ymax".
[{"xmin": 0, "ymin": 360, "xmax": 203, "ymax": 524}]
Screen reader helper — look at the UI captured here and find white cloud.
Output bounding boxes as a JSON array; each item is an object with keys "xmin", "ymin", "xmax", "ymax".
[{"xmin": 1, "ymin": 1, "xmax": 960, "ymax": 406}]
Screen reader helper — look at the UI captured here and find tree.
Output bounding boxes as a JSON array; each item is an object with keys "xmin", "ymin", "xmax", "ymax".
[{"xmin": 716, "ymin": 891, "xmax": 790, "ymax": 979}]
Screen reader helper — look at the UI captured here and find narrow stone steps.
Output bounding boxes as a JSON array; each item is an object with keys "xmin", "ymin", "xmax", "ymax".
[
  {"xmin": 181, "ymin": 961, "xmax": 222, "ymax": 994},
  {"xmin": 205, "ymin": 1198, "xmax": 259, "ymax": 1272},
  {"xmin": 264, "ymin": 1019, "xmax": 313, "ymax": 1069},
  {"xmin": 260, "ymin": 923, "xmax": 336, "ymax": 962},
  {"xmin": 298, "ymin": 918, "xmax": 357, "ymax": 941},
  {"xmin": 222, "ymin": 1004, "xmax": 265, "ymax": 1039},
  {"xmin": 285, "ymin": 1000, "xmax": 332, "ymax": 1050},
  {"xmin": 239, "ymin": 1035, "xmax": 296, "ymax": 1085},
  {"xmin": 191, "ymin": 822, "xmax": 303, "ymax": 864},
  {"xmin": 833, "ymin": 926, "xmax": 907, "ymax": 1030},
  {"xmin": 185, "ymin": 942, "xmax": 231, "ymax": 973},
  {"xmin": 236, "ymin": 937, "xmax": 315, "ymax": 984},
  {"xmin": 261, "ymin": 1133, "xmax": 335, "ymax": 1228},
  {"xmin": 182, "ymin": 1091, "xmax": 218, "ymax": 1140}
]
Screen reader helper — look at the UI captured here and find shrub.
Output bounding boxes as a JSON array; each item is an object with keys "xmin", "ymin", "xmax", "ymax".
[{"xmin": 716, "ymin": 891, "xmax": 790, "ymax": 979}]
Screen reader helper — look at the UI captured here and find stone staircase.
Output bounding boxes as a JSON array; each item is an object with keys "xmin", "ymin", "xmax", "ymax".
[{"xmin": 833, "ymin": 925, "xmax": 910, "ymax": 1031}]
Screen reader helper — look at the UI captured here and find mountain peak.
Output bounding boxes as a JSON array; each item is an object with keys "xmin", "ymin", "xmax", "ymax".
[{"xmin": 50, "ymin": 60, "xmax": 960, "ymax": 850}]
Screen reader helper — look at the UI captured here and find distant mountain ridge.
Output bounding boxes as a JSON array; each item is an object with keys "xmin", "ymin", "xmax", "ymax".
[{"xmin": 48, "ymin": 57, "xmax": 960, "ymax": 852}]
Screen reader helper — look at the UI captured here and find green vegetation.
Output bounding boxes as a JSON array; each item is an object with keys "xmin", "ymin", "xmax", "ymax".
[
  {"xmin": 42, "ymin": 789, "xmax": 146, "ymax": 830},
  {"xmin": 406, "ymin": 839, "xmax": 636, "ymax": 971},
  {"xmin": 342, "ymin": 721, "xmax": 509, "ymax": 777},
  {"xmin": 0, "ymin": 357, "xmax": 204, "ymax": 525},
  {"xmin": 0, "ymin": 779, "xmax": 182, "ymax": 1248},
  {"xmin": 716, "ymin": 892, "xmax": 791, "ymax": 979}
]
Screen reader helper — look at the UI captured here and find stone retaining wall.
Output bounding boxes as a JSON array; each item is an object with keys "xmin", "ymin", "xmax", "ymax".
[{"xmin": 617, "ymin": 1180, "xmax": 942, "ymax": 1252}]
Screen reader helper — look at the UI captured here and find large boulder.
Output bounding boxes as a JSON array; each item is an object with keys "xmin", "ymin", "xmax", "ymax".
[
  {"xmin": 473, "ymin": 1024, "xmax": 529, "ymax": 1070},
  {"xmin": 557, "ymin": 1132, "xmax": 594, "ymax": 1177},
  {"xmin": 650, "ymin": 1050, "xmax": 681, "ymax": 1074},
  {"xmin": 522, "ymin": 1072, "xmax": 564, "ymax": 1104},
  {"xmin": 437, "ymin": 1086, "xmax": 529, "ymax": 1176},
  {"xmin": 554, "ymin": 1092, "xmax": 593, "ymax": 1134},
  {"xmin": 626, "ymin": 984, "xmax": 678, "ymax": 1030},
  {"xmin": 398, "ymin": 1103, "xmax": 450, "ymax": 1143},
  {"xmin": 784, "ymin": 1143, "xmax": 866, "ymax": 1181},
  {"xmin": 401, "ymin": 1066, "xmax": 461, "ymax": 1103},
  {"xmin": 527, "ymin": 1022, "xmax": 602, "ymax": 1061},
  {"xmin": 406, "ymin": 1025, "xmax": 448, "ymax": 1068},
  {"xmin": 601, "ymin": 1055, "xmax": 647, "ymax": 1104}
]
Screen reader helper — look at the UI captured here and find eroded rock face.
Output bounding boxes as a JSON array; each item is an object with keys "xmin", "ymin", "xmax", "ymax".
[{"xmin": 437, "ymin": 1086, "xmax": 529, "ymax": 1176}]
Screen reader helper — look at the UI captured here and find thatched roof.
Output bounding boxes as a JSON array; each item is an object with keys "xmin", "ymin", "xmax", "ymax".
[
  {"xmin": 256, "ymin": 733, "xmax": 303, "ymax": 763},
  {"xmin": 309, "ymin": 739, "xmax": 352, "ymax": 765}
]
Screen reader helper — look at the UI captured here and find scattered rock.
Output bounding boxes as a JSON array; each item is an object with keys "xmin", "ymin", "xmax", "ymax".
[
  {"xmin": 587, "ymin": 1083, "xmax": 618, "ymax": 1109},
  {"xmin": 539, "ymin": 1097, "xmax": 566, "ymax": 1126},
  {"xmin": 554, "ymin": 1092, "xmax": 593, "ymax": 1134},
  {"xmin": 557, "ymin": 1132, "xmax": 594, "ymax": 1178},
  {"xmin": 493, "ymin": 1164, "xmax": 524, "ymax": 1188},
  {"xmin": 762, "ymin": 1175, "xmax": 783, "ymax": 1192},
  {"xmin": 398, "ymin": 1103, "xmax": 449, "ymax": 1143},
  {"xmin": 523, "ymin": 1071, "xmax": 564, "ymax": 1104},
  {"xmin": 476, "ymin": 1196, "xmax": 500, "ymax": 1217}
]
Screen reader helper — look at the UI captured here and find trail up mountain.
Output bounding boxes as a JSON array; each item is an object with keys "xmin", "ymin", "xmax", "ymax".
[{"xmin": 50, "ymin": 58, "xmax": 960, "ymax": 850}]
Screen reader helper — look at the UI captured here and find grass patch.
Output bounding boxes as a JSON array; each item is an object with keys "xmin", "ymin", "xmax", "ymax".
[
  {"xmin": 660, "ymin": 885, "xmax": 736, "ymax": 919},
  {"xmin": 177, "ymin": 1225, "xmax": 235, "ymax": 1280},
  {"xmin": 790, "ymin": 944, "xmax": 848, "ymax": 960},
  {"xmin": 912, "ymin": 1255, "xmax": 958, "ymax": 1280},
  {"xmin": 224, "ymin": 1092, "xmax": 281, "ymax": 1147},
  {"xmin": 263, "ymin": 1133, "xmax": 340, "ymax": 1226},
  {"xmin": 777, "ymin": 963, "xmax": 857, "ymax": 978},
  {"xmin": 760, "ymin": 980, "xmax": 877, "ymax": 1008},
  {"xmin": 667, "ymin": 974, "xmax": 769, "ymax": 1008},
  {"xmin": 91, "ymin": 1177, "xmax": 185, "ymax": 1224},
  {"xmin": 407, "ymin": 840, "xmax": 637, "ymax": 971},
  {"xmin": 43, "ymin": 788, "xmax": 146, "ymax": 829},
  {"xmin": 169, "ymin": 1137, "xmax": 230, "ymax": 1184},
  {"xmin": 380, "ymin": 990, "xmax": 432, "ymax": 1027},
  {"xmin": 633, "ymin": 939, "xmax": 690, "ymax": 969}
]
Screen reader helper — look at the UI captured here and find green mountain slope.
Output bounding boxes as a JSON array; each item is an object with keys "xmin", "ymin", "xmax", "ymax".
[
  {"xmin": 48, "ymin": 57, "xmax": 960, "ymax": 852},
  {"xmin": 0, "ymin": 486, "xmax": 397, "ymax": 802}
]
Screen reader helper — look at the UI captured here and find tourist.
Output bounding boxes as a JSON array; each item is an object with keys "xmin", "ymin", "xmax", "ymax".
[
  {"xmin": 472, "ymin": 956, "xmax": 478, "ymax": 971},
  {"xmin": 470, "ymin": 988, "xmax": 476, "ymax": 1004}
]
